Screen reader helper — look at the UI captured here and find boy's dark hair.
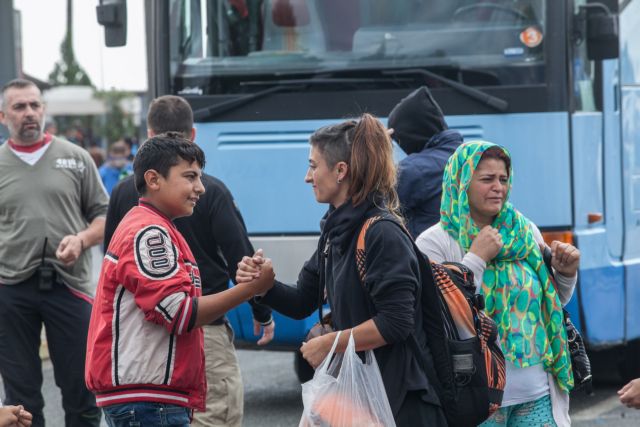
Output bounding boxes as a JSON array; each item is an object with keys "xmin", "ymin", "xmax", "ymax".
[
  {"xmin": 133, "ymin": 132, "xmax": 206, "ymax": 195},
  {"xmin": 147, "ymin": 95, "xmax": 193, "ymax": 137}
]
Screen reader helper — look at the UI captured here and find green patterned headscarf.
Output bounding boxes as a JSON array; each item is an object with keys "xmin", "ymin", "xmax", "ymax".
[{"xmin": 440, "ymin": 141, "xmax": 573, "ymax": 392}]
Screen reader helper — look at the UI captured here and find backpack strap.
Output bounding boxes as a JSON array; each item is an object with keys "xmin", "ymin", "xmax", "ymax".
[
  {"xmin": 356, "ymin": 215, "xmax": 384, "ymax": 283},
  {"xmin": 355, "ymin": 215, "xmax": 446, "ymax": 405},
  {"xmin": 356, "ymin": 213, "xmax": 415, "ymax": 281}
]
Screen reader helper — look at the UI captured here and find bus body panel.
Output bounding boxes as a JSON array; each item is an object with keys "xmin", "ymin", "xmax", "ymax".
[
  {"xmin": 569, "ymin": 110, "xmax": 625, "ymax": 345},
  {"xmin": 573, "ymin": 227, "xmax": 625, "ymax": 345},
  {"xmin": 622, "ymin": 86, "xmax": 640, "ymax": 342},
  {"xmin": 601, "ymin": 59, "xmax": 624, "ymax": 260},
  {"xmin": 571, "ymin": 113, "xmax": 604, "ymax": 232},
  {"xmin": 197, "ymin": 112, "xmax": 573, "ymax": 234},
  {"xmin": 625, "ymin": 261, "xmax": 640, "ymax": 341},
  {"xmin": 620, "ymin": 0, "xmax": 640, "ymax": 344},
  {"xmin": 621, "ymin": 89, "xmax": 640, "ymax": 261}
]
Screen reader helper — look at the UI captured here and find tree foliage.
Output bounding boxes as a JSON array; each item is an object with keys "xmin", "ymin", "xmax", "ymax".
[
  {"xmin": 46, "ymin": 0, "xmax": 139, "ymax": 146},
  {"xmin": 95, "ymin": 90, "xmax": 137, "ymax": 144},
  {"xmin": 48, "ymin": 0, "xmax": 92, "ymax": 87}
]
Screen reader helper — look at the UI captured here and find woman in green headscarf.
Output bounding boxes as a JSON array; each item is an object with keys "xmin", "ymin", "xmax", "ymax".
[{"xmin": 416, "ymin": 141, "xmax": 580, "ymax": 427}]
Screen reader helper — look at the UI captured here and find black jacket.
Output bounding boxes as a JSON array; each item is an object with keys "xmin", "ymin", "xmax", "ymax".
[
  {"xmin": 388, "ymin": 86, "xmax": 462, "ymax": 238},
  {"xmin": 260, "ymin": 197, "xmax": 438, "ymax": 416},
  {"xmin": 397, "ymin": 130, "xmax": 463, "ymax": 238},
  {"xmin": 104, "ymin": 174, "xmax": 271, "ymax": 323}
]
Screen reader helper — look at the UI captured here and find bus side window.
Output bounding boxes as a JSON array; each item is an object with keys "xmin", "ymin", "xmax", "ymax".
[{"xmin": 573, "ymin": 0, "xmax": 598, "ymax": 111}]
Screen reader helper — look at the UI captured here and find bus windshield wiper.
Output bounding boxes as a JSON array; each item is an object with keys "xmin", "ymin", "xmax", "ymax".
[
  {"xmin": 193, "ymin": 85, "xmax": 299, "ymax": 121},
  {"xmin": 193, "ymin": 77, "xmax": 412, "ymax": 120},
  {"xmin": 270, "ymin": 66, "xmax": 508, "ymax": 112},
  {"xmin": 382, "ymin": 69, "xmax": 508, "ymax": 112}
]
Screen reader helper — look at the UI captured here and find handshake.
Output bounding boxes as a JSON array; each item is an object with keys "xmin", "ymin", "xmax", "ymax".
[{"xmin": 236, "ymin": 249, "xmax": 275, "ymax": 297}]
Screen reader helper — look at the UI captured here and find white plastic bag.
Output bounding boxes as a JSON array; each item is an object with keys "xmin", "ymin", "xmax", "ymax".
[{"xmin": 299, "ymin": 331, "xmax": 396, "ymax": 427}]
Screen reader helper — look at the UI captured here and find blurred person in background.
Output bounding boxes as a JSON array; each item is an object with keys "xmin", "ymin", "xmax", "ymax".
[
  {"xmin": 87, "ymin": 145, "xmax": 106, "ymax": 169},
  {"xmin": 43, "ymin": 120, "xmax": 58, "ymax": 136},
  {"xmin": 99, "ymin": 139, "xmax": 133, "ymax": 195},
  {"xmin": 123, "ymin": 136, "xmax": 137, "ymax": 160}
]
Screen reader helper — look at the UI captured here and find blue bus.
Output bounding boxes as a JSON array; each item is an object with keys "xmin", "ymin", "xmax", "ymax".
[{"xmin": 98, "ymin": 0, "xmax": 640, "ymax": 381}]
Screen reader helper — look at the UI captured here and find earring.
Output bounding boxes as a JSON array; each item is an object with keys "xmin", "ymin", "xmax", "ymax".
[{"xmin": 337, "ymin": 178, "xmax": 342, "ymax": 184}]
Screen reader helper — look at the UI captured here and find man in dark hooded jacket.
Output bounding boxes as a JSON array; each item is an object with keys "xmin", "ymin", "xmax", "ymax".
[{"xmin": 388, "ymin": 86, "xmax": 463, "ymax": 238}]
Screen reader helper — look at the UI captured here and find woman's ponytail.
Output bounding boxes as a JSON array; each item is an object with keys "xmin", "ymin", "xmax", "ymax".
[{"xmin": 349, "ymin": 114, "xmax": 401, "ymax": 217}]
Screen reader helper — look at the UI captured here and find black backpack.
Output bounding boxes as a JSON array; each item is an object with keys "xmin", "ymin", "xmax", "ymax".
[{"xmin": 356, "ymin": 216, "xmax": 506, "ymax": 427}]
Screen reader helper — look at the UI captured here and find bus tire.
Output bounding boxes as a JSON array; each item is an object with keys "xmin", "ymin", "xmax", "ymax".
[{"xmin": 294, "ymin": 350, "xmax": 315, "ymax": 383}]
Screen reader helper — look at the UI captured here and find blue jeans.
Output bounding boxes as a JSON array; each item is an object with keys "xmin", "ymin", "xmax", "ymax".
[{"xmin": 103, "ymin": 402, "xmax": 191, "ymax": 427}]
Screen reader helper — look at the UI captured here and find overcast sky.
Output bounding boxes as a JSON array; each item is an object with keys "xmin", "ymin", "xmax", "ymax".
[{"xmin": 14, "ymin": 0, "xmax": 147, "ymax": 91}]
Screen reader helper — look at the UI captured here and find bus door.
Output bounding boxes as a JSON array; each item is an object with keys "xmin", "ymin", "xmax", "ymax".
[
  {"xmin": 569, "ymin": 0, "xmax": 625, "ymax": 346},
  {"xmin": 619, "ymin": 0, "xmax": 640, "ymax": 342}
]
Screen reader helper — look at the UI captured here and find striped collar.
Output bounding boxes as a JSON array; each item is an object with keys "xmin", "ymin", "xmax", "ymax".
[
  {"xmin": 138, "ymin": 198, "xmax": 174, "ymax": 224},
  {"xmin": 7, "ymin": 133, "xmax": 52, "ymax": 153}
]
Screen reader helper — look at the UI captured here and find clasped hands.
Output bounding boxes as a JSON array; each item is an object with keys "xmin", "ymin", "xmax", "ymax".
[
  {"xmin": 236, "ymin": 248, "xmax": 275, "ymax": 297},
  {"xmin": 236, "ymin": 250, "xmax": 332, "ymax": 364}
]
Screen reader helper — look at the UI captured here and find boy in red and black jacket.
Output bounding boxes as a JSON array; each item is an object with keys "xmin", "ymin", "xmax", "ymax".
[{"xmin": 85, "ymin": 133, "xmax": 273, "ymax": 425}]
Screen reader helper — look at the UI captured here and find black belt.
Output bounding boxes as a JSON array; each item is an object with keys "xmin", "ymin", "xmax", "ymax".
[{"xmin": 209, "ymin": 317, "xmax": 227, "ymax": 326}]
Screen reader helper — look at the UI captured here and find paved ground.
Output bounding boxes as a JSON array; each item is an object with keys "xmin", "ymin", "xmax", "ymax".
[
  {"xmin": 571, "ymin": 386, "xmax": 640, "ymax": 426},
  {"xmin": 0, "ymin": 349, "xmax": 303, "ymax": 427},
  {"xmin": 3, "ymin": 347, "xmax": 640, "ymax": 426}
]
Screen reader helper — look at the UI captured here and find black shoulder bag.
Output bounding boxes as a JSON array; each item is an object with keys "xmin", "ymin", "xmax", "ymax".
[{"xmin": 542, "ymin": 246, "xmax": 593, "ymax": 393}]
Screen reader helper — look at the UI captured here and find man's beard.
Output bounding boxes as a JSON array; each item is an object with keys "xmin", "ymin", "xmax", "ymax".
[{"xmin": 15, "ymin": 122, "xmax": 43, "ymax": 143}]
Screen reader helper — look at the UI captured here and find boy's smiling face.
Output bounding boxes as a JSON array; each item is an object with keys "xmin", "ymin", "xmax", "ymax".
[{"xmin": 148, "ymin": 158, "xmax": 205, "ymax": 219}]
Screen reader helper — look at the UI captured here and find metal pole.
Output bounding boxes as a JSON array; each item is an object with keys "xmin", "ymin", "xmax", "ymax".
[{"xmin": 0, "ymin": 0, "xmax": 18, "ymax": 140}]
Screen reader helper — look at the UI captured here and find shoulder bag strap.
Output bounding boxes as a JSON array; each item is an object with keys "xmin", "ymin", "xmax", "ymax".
[{"xmin": 316, "ymin": 237, "xmax": 332, "ymax": 325}]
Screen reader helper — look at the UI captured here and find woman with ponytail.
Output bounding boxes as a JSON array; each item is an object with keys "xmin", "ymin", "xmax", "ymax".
[{"xmin": 237, "ymin": 114, "xmax": 447, "ymax": 425}]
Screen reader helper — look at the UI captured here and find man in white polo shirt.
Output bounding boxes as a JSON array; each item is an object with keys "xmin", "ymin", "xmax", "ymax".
[{"xmin": 0, "ymin": 79, "xmax": 107, "ymax": 427}]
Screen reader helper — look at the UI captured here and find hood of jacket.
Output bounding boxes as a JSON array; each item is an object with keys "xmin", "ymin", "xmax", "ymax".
[
  {"xmin": 387, "ymin": 86, "xmax": 448, "ymax": 155},
  {"xmin": 319, "ymin": 195, "xmax": 387, "ymax": 253}
]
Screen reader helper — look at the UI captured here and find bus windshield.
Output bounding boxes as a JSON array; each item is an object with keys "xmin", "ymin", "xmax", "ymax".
[{"xmin": 169, "ymin": 0, "xmax": 546, "ymax": 95}]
